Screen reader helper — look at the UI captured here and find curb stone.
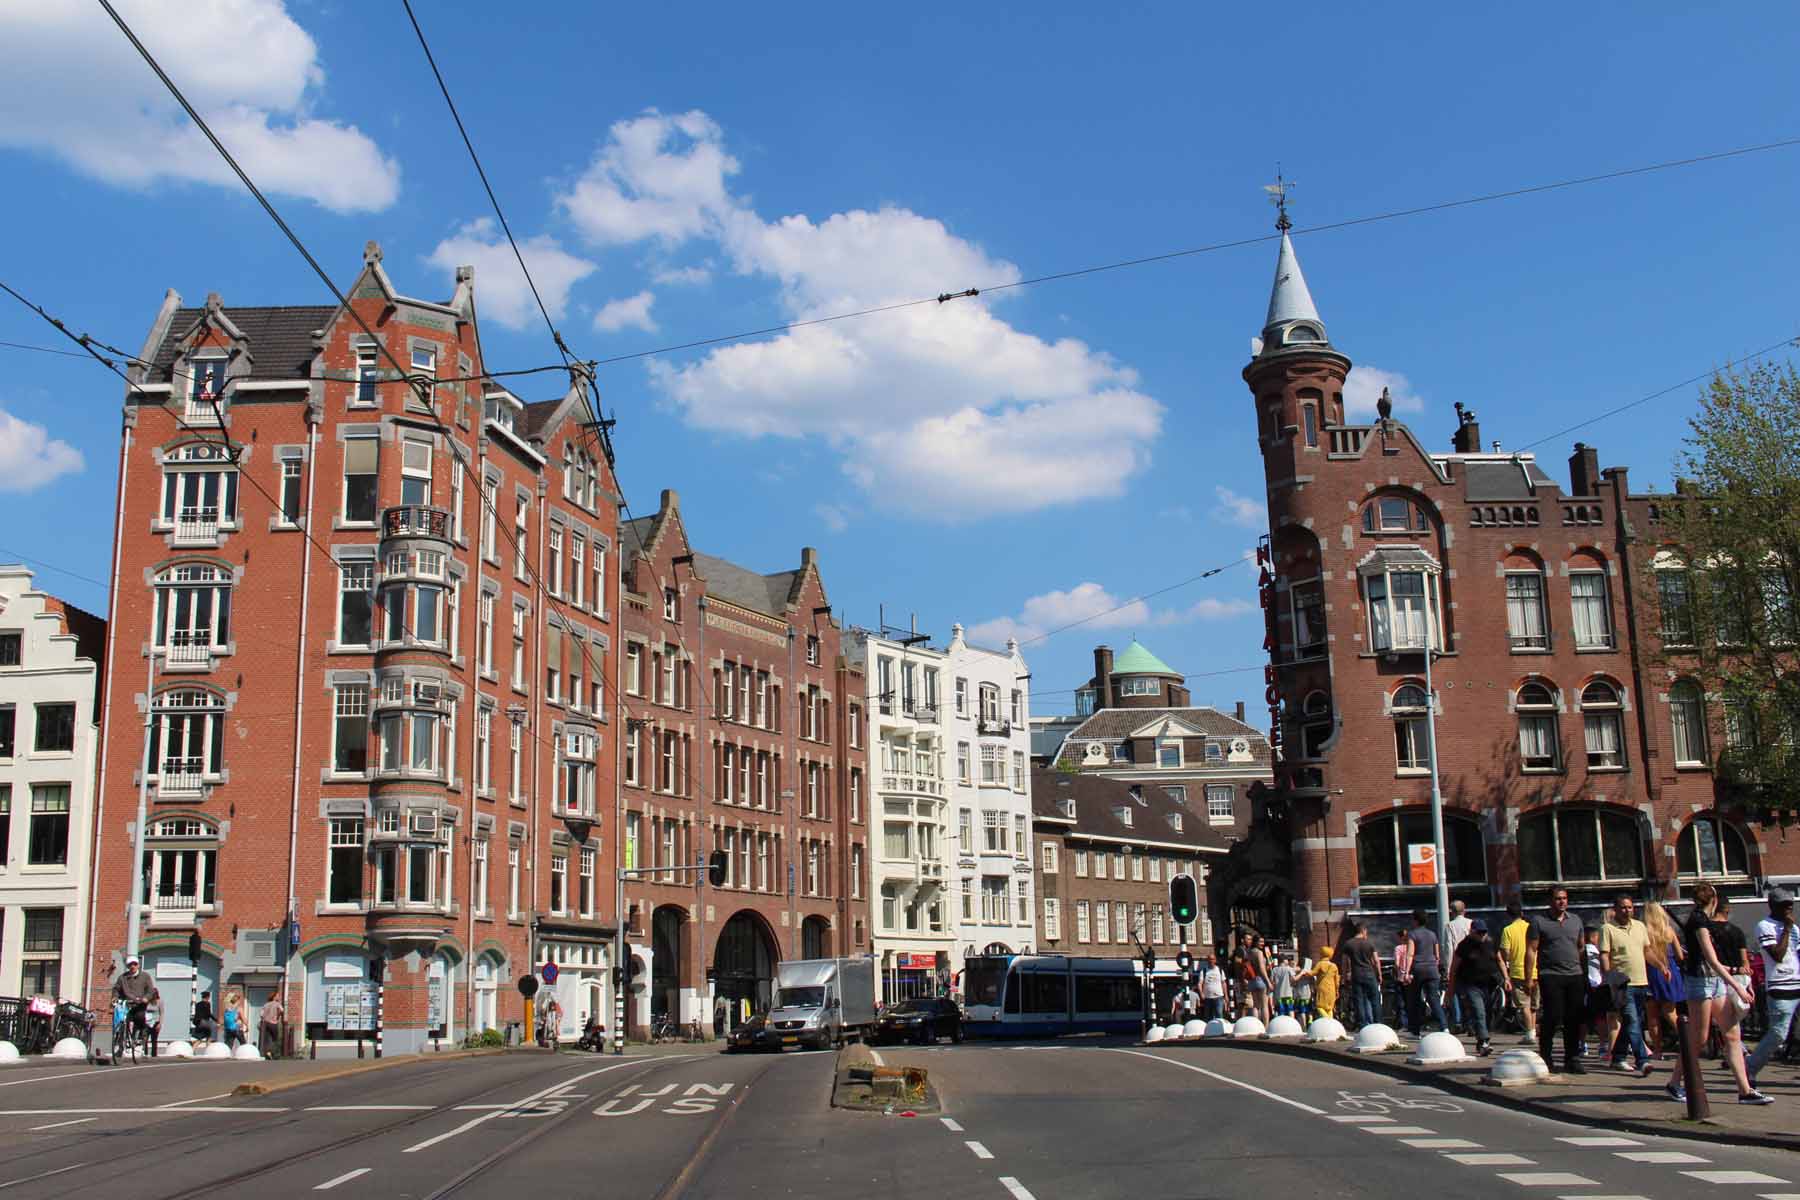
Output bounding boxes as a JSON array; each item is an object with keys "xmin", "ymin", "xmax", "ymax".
[{"xmin": 1162, "ymin": 1036, "xmax": 1800, "ymax": 1154}]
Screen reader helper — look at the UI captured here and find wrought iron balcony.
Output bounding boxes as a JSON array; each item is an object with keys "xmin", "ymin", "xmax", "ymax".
[{"xmin": 382, "ymin": 505, "xmax": 452, "ymax": 541}]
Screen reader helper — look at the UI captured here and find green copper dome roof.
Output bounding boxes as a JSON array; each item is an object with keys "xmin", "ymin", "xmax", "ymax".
[{"xmin": 1111, "ymin": 640, "xmax": 1178, "ymax": 677}]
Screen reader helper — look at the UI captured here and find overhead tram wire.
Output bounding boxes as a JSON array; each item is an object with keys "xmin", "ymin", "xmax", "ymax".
[
  {"xmin": 1010, "ymin": 554, "xmax": 1254, "ymax": 650},
  {"xmin": 587, "ymin": 134, "xmax": 1800, "ymax": 370}
]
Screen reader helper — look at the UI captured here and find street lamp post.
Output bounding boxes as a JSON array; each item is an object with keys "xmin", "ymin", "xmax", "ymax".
[
  {"xmin": 1419, "ymin": 608, "xmax": 1451, "ymax": 962},
  {"xmin": 505, "ymin": 704, "xmax": 529, "ymax": 1042}
]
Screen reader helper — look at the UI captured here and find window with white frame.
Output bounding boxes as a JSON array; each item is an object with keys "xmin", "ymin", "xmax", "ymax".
[
  {"xmin": 1391, "ymin": 682, "xmax": 1430, "ymax": 772},
  {"xmin": 591, "ymin": 545, "xmax": 605, "ymax": 615},
  {"xmin": 278, "ymin": 452, "xmax": 303, "ymax": 525},
  {"xmin": 1505, "ymin": 570, "xmax": 1549, "ymax": 650},
  {"xmin": 514, "ymin": 495, "xmax": 529, "ymax": 580},
  {"xmin": 142, "ymin": 816, "xmax": 220, "ymax": 914},
  {"xmin": 150, "ymin": 689, "xmax": 225, "ymax": 792},
  {"xmin": 1041, "ymin": 842, "xmax": 1058, "ymax": 873},
  {"xmin": 509, "ymin": 721, "xmax": 522, "ymax": 800},
  {"xmin": 511, "ymin": 605, "xmax": 527, "ymax": 688},
  {"xmin": 1043, "ymin": 897, "xmax": 1060, "ymax": 941},
  {"xmin": 508, "ymin": 842, "xmax": 521, "ymax": 916},
  {"xmin": 327, "ymin": 818, "xmax": 364, "ymax": 905},
  {"xmin": 343, "ymin": 435, "xmax": 379, "ymax": 524},
  {"xmin": 1157, "ymin": 740, "xmax": 1181, "ymax": 768},
  {"xmin": 547, "ymin": 527, "xmax": 563, "ymax": 596},
  {"xmin": 580, "ymin": 846, "xmax": 596, "ymax": 916},
  {"xmin": 983, "ymin": 809, "xmax": 1004, "ymax": 852},
  {"xmin": 1012, "ymin": 750, "xmax": 1025, "ymax": 788},
  {"xmin": 333, "ymin": 683, "xmax": 369, "ymax": 774},
  {"xmin": 1676, "ymin": 815, "xmax": 1750, "ymax": 881},
  {"xmin": 1515, "ymin": 681, "xmax": 1561, "ymax": 771},
  {"xmin": 1076, "ymin": 898, "xmax": 1091, "ymax": 942},
  {"xmin": 955, "ymin": 677, "xmax": 968, "ymax": 716},
  {"xmin": 1570, "ymin": 570, "xmax": 1613, "ymax": 648},
  {"xmin": 354, "ymin": 345, "xmax": 379, "ymax": 405},
  {"xmin": 1095, "ymin": 897, "xmax": 1110, "ymax": 942},
  {"xmin": 979, "ymin": 744, "xmax": 1005, "ymax": 785},
  {"xmin": 481, "ymin": 478, "xmax": 497, "ymax": 559},
  {"xmin": 476, "ymin": 707, "xmax": 493, "ymax": 791},
  {"xmin": 400, "ymin": 437, "xmax": 432, "ymax": 507},
  {"xmin": 1013, "ymin": 814, "xmax": 1027, "ymax": 854},
  {"xmin": 473, "ymin": 837, "xmax": 489, "ymax": 915},
  {"xmin": 662, "ymin": 588, "xmax": 678, "ymax": 621},
  {"xmin": 1364, "ymin": 565, "xmax": 1442, "ymax": 652},
  {"xmin": 957, "ymin": 741, "xmax": 971, "ymax": 783},
  {"xmin": 1075, "ymin": 848, "xmax": 1088, "ymax": 876},
  {"xmin": 1580, "ymin": 680, "xmax": 1625, "ymax": 769},
  {"xmin": 1206, "ymin": 784, "xmax": 1235, "ymax": 823},
  {"xmin": 569, "ymin": 537, "xmax": 584, "ymax": 608},
  {"xmin": 152, "ymin": 564, "xmax": 233, "ymax": 664},
  {"xmin": 478, "ymin": 592, "xmax": 495, "ymax": 673},
  {"xmin": 449, "ymin": 459, "xmax": 464, "ymax": 543},
  {"xmin": 1669, "ymin": 680, "xmax": 1708, "ymax": 766},
  {"xmin": 161, "ymin": 442, "xmax": 240, "ymax": 541},
  {"xmin": 549, "ymin": 853, "xmax": 567, "ymax": 915}
]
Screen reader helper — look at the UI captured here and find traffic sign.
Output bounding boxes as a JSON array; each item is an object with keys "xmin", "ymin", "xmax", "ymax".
[
  {"xmin": 542, "ymin": 960, "xmax": 560, "ymax": 985},
  {"xmin": 1407, "ymin": 843, "xmax": 1438, "ymax": 886},
  {"xmin": 517, "ymin": 974, "xmax": 539, "ymax": 998}
]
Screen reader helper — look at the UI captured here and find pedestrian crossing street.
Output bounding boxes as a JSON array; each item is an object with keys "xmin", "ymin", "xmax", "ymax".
[{"xmin": 1327, "ymin": 1113, "xmax": 1792, "ymax": 1198}]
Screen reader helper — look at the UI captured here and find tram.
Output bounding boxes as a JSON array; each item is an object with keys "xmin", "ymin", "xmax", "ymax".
[{"xmin": 960, "ymin": 953, "xmax": 1188, "ymax": 1038}]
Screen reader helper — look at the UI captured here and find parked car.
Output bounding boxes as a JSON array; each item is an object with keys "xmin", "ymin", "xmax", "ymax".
[
  {"xmin": 872, "ymin": 997, "xmax": 963, "ymax": 1045},
  {"xmin": 724, "ymin": 1014, "xmax": 786, "ymax": 1053}
]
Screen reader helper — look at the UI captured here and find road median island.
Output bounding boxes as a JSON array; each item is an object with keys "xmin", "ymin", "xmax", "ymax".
[
  {"xmin": 831, "ymin": 1041, "xmax": 938, "ymax": 1114},
  {"xmin": 1146, "ymin": 1033, "xmax": 1800, "ymax": 1153}
]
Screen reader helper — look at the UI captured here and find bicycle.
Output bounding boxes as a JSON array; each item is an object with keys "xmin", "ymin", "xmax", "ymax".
[
  {"xmin": 650, "ymin": 1015, "xmax": 678, "ymax": 1044},
  {"xmin": 113, "ymin": 1004, "xmax": 151, "ymax": 1065}
]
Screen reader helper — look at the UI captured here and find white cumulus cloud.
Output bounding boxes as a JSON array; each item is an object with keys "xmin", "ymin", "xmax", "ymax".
[
  {"xmin": 0, "ymin": 0, "xmax": 400, "ymax": 213},
  {"xmin": 0, "ymin": 408, "xmax": 84, "ymax": 491},
  {"xmin": 1344, "ymin": 364, "xmax": 1425, "ymax": 421},
  {"xmin": 556, "ymin": 110, "xmax": 1163, "ymax": 518},
  {"xmin": 426, "ymin": 219, "xmax": 596, "ymax": 333},
  {"xmin": 593, "ymin": 290, "xmax": 658, "ymax": 333},
  {"xmin": 967, "ymin": 579, "xmax": 1252, "ymax": 646},
  {"xmin": 1213, "ymin": 485, "xmax": 1264, "ymax": 528},
  {"xmin": 813, "ymin": 503, "xmax": 852, "ymax": 533}
]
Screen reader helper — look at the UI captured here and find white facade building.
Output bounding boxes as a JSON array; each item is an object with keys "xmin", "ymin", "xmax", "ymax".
[
  {"xmin": 0, "ymin": 566, "xmax": 102, "ymax": 1004},
  {"xmin": 942, "ymin": 625, "xmax": 1034, "ymax": 970},
  {"xmin": 847, "ymin": 630, "xmax": 953, "ymax": 1002}
]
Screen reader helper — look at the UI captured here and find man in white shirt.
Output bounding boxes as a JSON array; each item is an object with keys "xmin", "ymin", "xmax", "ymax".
[
  {"xmin": 1444, "ymin": 899, "xmax": 1473, "ymax": 1031},
  {"xmin": 1749, "ymin": 888, "xmax": 1800, "ymax": 1085},
  {"xmin": 1199, "ymin": 954, "xmax": 1227, "ymax": 1022}
]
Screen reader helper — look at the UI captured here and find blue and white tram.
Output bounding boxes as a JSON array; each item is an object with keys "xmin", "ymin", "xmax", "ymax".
[{"xmin": 961, "ymin": 954, "xmax": 1186, "ymax": 1038}]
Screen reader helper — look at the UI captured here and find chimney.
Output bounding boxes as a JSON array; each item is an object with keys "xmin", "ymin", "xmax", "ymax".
[
  {"xmin": 1234, "ymin": 700, "xmax": 1246, "ymax": 722},
  {"xmin": 661, "ymin": 488, "xmax": 680, "ymax": 513},
  {"xmin": 1569, "ymin": 442, "xmax": 1602, "ymax": 498},
  {"xmin": 1094, "ymin": 645, "xmax": 1114, "ymax": 712},
  {"xmin": 801, "ymin": 547, "xmax": 818, "ymax": 568},
  {"xmin": 1450, "ymin": 402, "xmax": 1482, "ymax": 454}
]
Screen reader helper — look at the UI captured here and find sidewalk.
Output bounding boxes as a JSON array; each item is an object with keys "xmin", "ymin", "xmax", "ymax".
[{"xmin": 1203, "ymin": 1030, "xmax": 1800, "ymax": 1152}]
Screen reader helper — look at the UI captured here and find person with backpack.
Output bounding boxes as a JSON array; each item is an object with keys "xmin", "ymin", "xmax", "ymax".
[{"xmin": 221, "ymin": 990, "xmax": 246, "ymax": 1050}]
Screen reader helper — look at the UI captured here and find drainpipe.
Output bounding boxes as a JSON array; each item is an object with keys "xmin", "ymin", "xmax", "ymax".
[
  {"xmin": 88, "ymin": 413, "xmax": 133, "ymax": 1005},
  {"xmin": 281, "ymin": 412, "xmax": 320, "ymax": 1051},
  {"xmin": 465, "ymin": 440, "xmax": 482, "ymax": 1043},
  {"xmin": 786, "ymin": 627, "xmax": 799, "ymax": 959}
]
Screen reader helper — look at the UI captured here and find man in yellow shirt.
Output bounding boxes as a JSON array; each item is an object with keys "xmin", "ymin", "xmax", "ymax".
[
  {"xmin": 1499, "ymin": 900, "xmax": 1536, "ymax": 1040},
  {"xmin": 1600, "ymin": 894, "xmax": 1652, "ymax": 1074},
  {"xmin": 1305, "ymin": 946, "xmax": 1340, "ymax": 1022}
]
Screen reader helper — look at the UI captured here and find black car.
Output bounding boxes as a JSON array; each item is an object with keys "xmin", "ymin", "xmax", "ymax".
[
  {"xmin": 872, "ymin": 997, "xmax": 963, "ymax": 1045},
  {"xmin": 724, "ymin": 1015, "xmax": 785, "ymax": 1053}
]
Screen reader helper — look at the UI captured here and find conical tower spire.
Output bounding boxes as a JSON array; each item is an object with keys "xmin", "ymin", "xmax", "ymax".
[{"xmin": 1255, "ymin": 173, "xmax": 1330, "ymax": 357}]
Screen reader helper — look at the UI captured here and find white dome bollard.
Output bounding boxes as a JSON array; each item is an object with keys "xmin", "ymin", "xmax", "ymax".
[
  {"xmin": 1202, "ymin": 1017, "xmax": 1230, "ymax": 1037},
  {"xmin": 1181, "ymin": 1019, "xmax": 1207, "ymax": 1040},
  {"xmin": 200, "ymin": 1041, "xmax": 233, "ymax": 1060},
  {"xmin": 1408, "ymin": 1030, "xmax": 1470, "ymax": 1064},
  {"xmin": 164, "ymin": 1040, "xmax": 193, "ymax": 1059},
  {"xmin": 0, "ymin": 1041, "xmax": 19, "ymax": 1062},
  {"xmin": 1145, "ymin": 1025, "xmax": 1165, "ymax": 1043},
  {"xmin": 49, "ymin": 1037, "xmax": 89, "ymax": 1060},
  {"xmin": 1265, "ymin": 1014, "xmax": 1305, "ymax": 1039},
  {"xmin": 1350, "ymin": 1023, "xmax": 1401, "ymax": 1053},
  {"xmin": 1163, "ymin": 1024, "xmax": 1187, "ymax": 1041},
  {"xmin": 1306, "ymin": 1017, "xmax": 1349, "ymax": 1043},
  {"xmin": 232, "ymin": 1043, "xmax": 263, "ymax": 1061},
  {"xmin": 1231, "ymin": 1016, "xmax": 1266, "ymax": 1038},
  {"xmin": 1487, "ymin": 1047, "xmax": 1551, "ymax": 1086}
]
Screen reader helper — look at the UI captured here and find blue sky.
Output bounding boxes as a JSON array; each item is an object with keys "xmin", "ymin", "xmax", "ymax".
[{"xmin": 2, "ymin": 3, "xmax": 1798, "ymax": 715}]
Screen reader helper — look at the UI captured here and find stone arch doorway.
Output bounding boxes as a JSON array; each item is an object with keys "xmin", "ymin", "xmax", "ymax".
[
  {"xmin": 712, "ymin": 910, "xmax": 778, "ymax": 1031},
  {"xmin": 801, "ymin": 915, "xmax": 831, "ymax": 959},
  {"xmin": 651, "ymin": 905, "xmax": 688, "ymax": 1025}
]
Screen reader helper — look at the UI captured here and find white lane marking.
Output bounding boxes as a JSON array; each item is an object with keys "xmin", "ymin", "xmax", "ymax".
[
  {"xmin": 1447, "ymin": 1153, "xmax": 1537, "ymax": 1166},
  {"xmin": 941, "ymin": 1117, "xmax": 964, "ymax": 1132},
  {"xmin": 1328, "ymin": 1114, "xmax": 1393, "ymax": 1123},
  {"xmin": 967, "ymin": 1141, "xmax": 994, "ymax": 1160},
  {"xmin": 404, "ymin": 1060, "xmax": 662, "ymax": 1154},
  {"xmin": 999, "ymin": 1178, "xmax": 1037, "ymax": 1200},
  {"xmin": 314, "ymin": 1168, "xmax": 371, "ymax": 1191},
  {"xmin": 0, "ymin": 1163, "xmax": 91, "ymax": 1190},
  {"xmin": 159, "ymin": 1093, "xmax": 232, "ymax": 1108},
  {"xmin": 1558, "ymin": 1136, "xmax": 1643, "ymax": 1147},
  {"xmin": 1617, "ymin": 1151, "xmax": 1710, "ymax": 1164},
  {"xmin": 1497, "ymin": 1174, "xmax": 1600, "ymax": 1187},
  {"xmin": 1684, "ymin": 1173, "xmax": 1789, "ymax": 1186},
  {"xmin": 0, "ymin": 1062, "xmax": 172, "ymax": 1087},
  {"xmin": 307, "ymin": 1105, "xmax": 435, "ymax": 1111},
  {"xmin": 1362, "ymin": 1125, "xmax": 1437, "ymax": 1135},
  {"xmin": 1760, "ymin": 1195, "xmax": 1800, "ymax": 1200},
  {"xmin": 1104, "ymin": 1049, "xmax": 1324, "ymax": 1115},
  {"xmin": 28, "ymin": 1117, "xmax": 97, "ymax": 1131},
  {"xmin": 1401, "ymin": 1138, "xmax": 1479, "ymax": 1149},
  {"xmin": 0, "ymin": 1107, "xmax": 288, "ymax": 1115},
  {"xmin": 1554, "ymin": 1195, "xmax": 1649, "ymax": 1200}
]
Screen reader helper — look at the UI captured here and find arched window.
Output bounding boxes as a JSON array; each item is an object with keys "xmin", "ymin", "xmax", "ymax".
[
  {"xmin": 150, "ymin": 688, "xmax": 226, "ymax": 796},
  {"xmin": 1676, "ymin": 816, "xmax": 1750, "ymax": 881},
  {"xmin": 1669, "ymin": 680, "xmax": 1708, "ymax": 767},
  {"xmin": 1355, "ymin": 810, "xmax": 1486, "ymax": 898},
  {"xmin": 141, "ymin": 814, "xmax": 220, "ymax": 916},
  {"xmin": 1579, "ymin": 680, "xmax": 1625, "ymax": 770},
  {"xmin": 1518, "ymin": 808, "xmax": 1642, "ymax": 886},
  {"xmin": 1504, "ymin": 554, "xmax": 1549, "ymax": 651},
  {"xmin": 1569, "ymin": 555, "xmax": 1614, "ymax": 649},
  {"xmin": 1361, "ymin": 495, "xmax": 1429, "ymax": 534},
  {"xmin": 152, "ymin": 563, "xmax": 233, "ymax": 665},
  {"xmin": 1654, "ymin": 550, "xmax": 1696, "ymax": 645},
  {"xmin": 1391, "ymin": 683, "xmax": 1430, "ymax": 773},
  {"xmin": 1515, "ymin": 681, "xmax": 1560, "ymax": 771}
]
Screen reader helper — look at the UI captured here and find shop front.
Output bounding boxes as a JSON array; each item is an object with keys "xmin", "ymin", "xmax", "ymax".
[{"xmin": 881, "ymin": 949, "xmax": 948, "ymax": 1003}]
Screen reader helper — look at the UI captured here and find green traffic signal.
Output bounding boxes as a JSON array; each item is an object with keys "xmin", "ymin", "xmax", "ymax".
[{"xmin": 1168, "ymin": 873, "xmax": 1198, "ymax": 925}]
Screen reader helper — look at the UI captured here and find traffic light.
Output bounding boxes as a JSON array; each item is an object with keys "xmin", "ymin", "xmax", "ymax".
[
  {"xmin": 707, "ymin": 849, "xmax": 729, "ymax": 886},
  {"xmin": 1169, "ymin": 873, "xmax": 1199, "ymax": 926}
]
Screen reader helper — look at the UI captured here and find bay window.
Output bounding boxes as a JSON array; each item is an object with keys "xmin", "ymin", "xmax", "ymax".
[
  {"xmin": 376, "ymin": 679, "xmax": 445, "ymax": 778},
  {"xmin": 1363, "ymin": 559, "xmax": 1442, "ymax": 652}
]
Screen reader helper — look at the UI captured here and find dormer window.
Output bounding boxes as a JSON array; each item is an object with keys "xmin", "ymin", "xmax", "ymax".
[
  {"xmin": 186, "ymin": 357, "xmax": 228, "ymax": 424},
  {"xmin": 1169, "ymin": 812, "xmax": 1184, "ymax": 833},
  {"xmin": 1058, "ymin": 797, "xmax": 1075, "ymax": 819},
  {"xmin": 1115, "ymin": 804, "xmax": 1134, "ymax": 827},
  {"xmin": 1285, "ymin": 323, "xmax": 1322, "ymax": 343},
  {"xmin": 1204, "ymin": 742, "xmax": 1223, "ymax": 763},
  {"xmin": 1127, "ymin": 784, "xmax": 1144, "ymax": 805},
  {"xmin": 1157, "ymin": 741, "xmax": 1181, "ymax": 769},
  {"xmin": 1111, "ymin": 742, "xmax": 1130, "ymax": 762},
  {"xmin": 662, "ymin": 588, "xmax": 679, "ymax": 621},
  {"xmin": 354, "ymin": 346, "xmax": 379, "ymax": 405}
]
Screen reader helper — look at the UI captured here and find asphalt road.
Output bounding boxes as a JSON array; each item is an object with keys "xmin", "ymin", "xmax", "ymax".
[{"xmin": 3, "ymin": 1040, "xmax": 1799, "ymax": 1199}]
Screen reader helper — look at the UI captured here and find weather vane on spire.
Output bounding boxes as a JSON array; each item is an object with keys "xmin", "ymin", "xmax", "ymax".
[{"xmin": 1263, "ymin": 170, "xmax": 1295, "ymax": 232}]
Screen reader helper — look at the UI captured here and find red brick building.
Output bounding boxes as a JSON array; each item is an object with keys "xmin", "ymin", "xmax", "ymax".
[
  {"xmin": 619, "ymin": 489, "xmax": 869, "ymax": 1033},
  {"xmin": 1247, "ymin": 217, "xmax": 1798, "ymax": 952},
  {"xmin": 88, "ymin": 243, "xmax": 620, "ymax": 1053}
]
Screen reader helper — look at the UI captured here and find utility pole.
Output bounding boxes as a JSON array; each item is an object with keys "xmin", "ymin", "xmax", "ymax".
[{"xmin": 1420, "ymin": 606, "xmax": 1451, "ymax": 964}]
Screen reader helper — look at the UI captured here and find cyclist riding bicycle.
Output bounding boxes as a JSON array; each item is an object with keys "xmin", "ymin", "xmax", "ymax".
[{"xmin": 112, "ymin": 956, "xmax": 161, "ymax": 1045}]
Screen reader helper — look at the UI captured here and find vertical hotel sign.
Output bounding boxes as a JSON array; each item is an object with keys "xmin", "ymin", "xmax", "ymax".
[{"xmin": 1257, "ymin": 534, "xmax": 1284, "ymax": 759}]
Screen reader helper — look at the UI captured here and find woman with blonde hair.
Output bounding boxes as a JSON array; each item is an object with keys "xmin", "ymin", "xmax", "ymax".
[
  {"xmin": 1644, "ymin": 901, "xmax": 1684, "ymax": 1059},
  {"xmin": 221, "ymin": 989, "xmax": 247, "ymax": 1050},
  {"xmin": 1671, "ymin": 883, "xmax": 1770, "ymax": 1105}
]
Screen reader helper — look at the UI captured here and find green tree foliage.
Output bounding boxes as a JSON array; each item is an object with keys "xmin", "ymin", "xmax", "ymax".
[{"xmin": 1655, "ymin": 362, "xmax": 1800, "ymax": 821}]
